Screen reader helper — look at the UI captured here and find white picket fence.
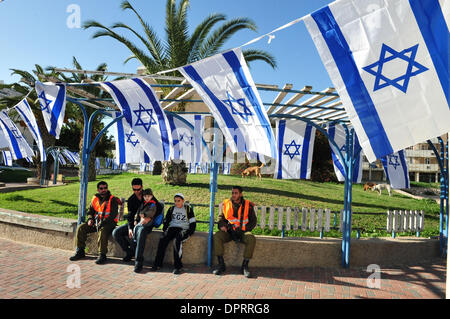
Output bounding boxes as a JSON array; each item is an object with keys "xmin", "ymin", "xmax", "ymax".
[
  {"xmin": 218, "ymin": 203, "xmax": 339, "ymax": 233},
  {"xmin": 386, "ymin": 210, "xmax": 425, "ymax": 233}
]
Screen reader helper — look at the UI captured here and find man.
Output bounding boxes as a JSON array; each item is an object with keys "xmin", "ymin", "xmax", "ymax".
[
  {"xmin": 152, "ymin": 193, "xmax": 196, "ymax": 275},
  {"xmin": 69, "ymin": 181, "xmax": 120, "ymax": 264},
  {"xmin": 112, "ymin": 178, "xmax": 144, "ymax": 262},
  {"xmin": 213, "ymin": 186, "xmax": 257, "ymax": 277}
]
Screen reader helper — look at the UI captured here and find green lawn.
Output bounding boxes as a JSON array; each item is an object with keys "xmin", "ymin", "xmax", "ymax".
[{"xmin": 0, "ymin": 172, "xmax": 442, "ymax": 238}]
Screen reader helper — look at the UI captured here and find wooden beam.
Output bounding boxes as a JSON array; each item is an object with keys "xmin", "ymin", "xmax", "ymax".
[
  {"xmin": 274, "ymin": 86, "xmax": 313, "ymax": 114},
  {"xmin": 266, "ymin": 83, "xmax": 293, "ymax": 114}
]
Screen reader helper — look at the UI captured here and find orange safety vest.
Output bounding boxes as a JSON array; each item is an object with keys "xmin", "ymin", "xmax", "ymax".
[
  {"xmin": 223, "ymin": 199, "xmax": 250, "ymax": 231},
  {"xmin": 91, "ymin": 195, "xmax": 119, "ymax": 223}
]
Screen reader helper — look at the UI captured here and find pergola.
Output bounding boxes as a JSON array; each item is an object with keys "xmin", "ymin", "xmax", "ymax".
[{"xmin": 40, "ymin": 68, "xmax": 448, "ymax": 268}]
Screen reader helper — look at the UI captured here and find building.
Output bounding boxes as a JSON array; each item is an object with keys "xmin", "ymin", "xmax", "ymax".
[{"xmin": 362, "ymin": 135, "xmax": 448, "ymax": 183}]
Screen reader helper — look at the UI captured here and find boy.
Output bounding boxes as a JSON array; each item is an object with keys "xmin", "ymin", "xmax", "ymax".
[{"xmin": 152, "ymin": 193, "xmax": 196, "ymax": 274}]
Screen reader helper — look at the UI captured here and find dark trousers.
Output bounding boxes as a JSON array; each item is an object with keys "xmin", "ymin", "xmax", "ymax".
[
  {"xmin": 154, "ymin": 227, "xmax": 189, "ymax": 269},
  {"xmin": 112, "ymin": 224, "xmax": 133, "ymax": 254},
  {"xmin": 74, "ymin": 222, "xmax": 116, "ymax": 255},
  {"xmin": 133, "ymin": 223, "xmax": 153, "ymax": 263}
]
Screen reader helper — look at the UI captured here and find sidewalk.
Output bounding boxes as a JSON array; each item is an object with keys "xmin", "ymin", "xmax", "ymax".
[{"xmin": 0, "ymin": 238, "xmax": 446, "ymax": 299}]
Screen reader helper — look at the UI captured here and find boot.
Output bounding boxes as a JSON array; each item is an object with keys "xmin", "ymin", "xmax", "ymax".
[
  {"xmin": 241, "ymin": 259, "xmax": 251, "ymax": 278},
  {"xmin": 122, "ymin": 249, "xmax": 134, "ymax": 262},
  {"xmin": 69, "ymin": 248, "xmax": 85, "ymax": 261},
  {"xmin": 95, "ymin": 253, "xmax": 107, "ymax": 265},
  {"xmin": 134, "ymin": 261, "xmax": 143, "ymax": 273},
  {"xmin": 212, "ymin": 256, "xmax": 226, "ymax": 275}
]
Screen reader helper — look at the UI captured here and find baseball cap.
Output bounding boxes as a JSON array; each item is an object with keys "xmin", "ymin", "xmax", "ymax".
[{"xmin": 174, "ymin": 193, "xmax": 184, "ymax": 200}]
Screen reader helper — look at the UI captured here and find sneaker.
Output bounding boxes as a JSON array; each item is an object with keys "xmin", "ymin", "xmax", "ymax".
[
  {"xmin": 173, "ymin": 268, "xmax": 183, "ymax": 275},
  {"xmin": 69, "ymin": 249, "xmax": 85, "ymax": 261},
  {"xmin": 95, "ymin": 254, "xmax": 107, "ymax": 265},
  {"xmin": 122, "ymin": 250, "xmax": 134, "ymax": 262},
  {"xmin": 134, "ymin": 262, "xmax": 143, "ymax": 273}
]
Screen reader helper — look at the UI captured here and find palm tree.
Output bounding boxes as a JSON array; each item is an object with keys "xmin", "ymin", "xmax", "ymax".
[
  {"xmin": 0, "ymin": 66, "xmax": 59, "ymax": 181},
  {"xmin": 83, "ymin": 0, "xmax": 277, "ymax": 184}
]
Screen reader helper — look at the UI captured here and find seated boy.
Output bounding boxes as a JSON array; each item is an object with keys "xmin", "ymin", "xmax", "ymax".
[
  {"xmin": 132, "ymin": 188, "xmax": 158, "ymax": 273},
  {"xmin": 151, "ymin": 193, "xmax": 196, "ymax": 274}
]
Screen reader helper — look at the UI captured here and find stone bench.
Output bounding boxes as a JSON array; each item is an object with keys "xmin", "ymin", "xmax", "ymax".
[{"xmin": 0, "ymin": 208, "xmax": 440, "ymax": 268}]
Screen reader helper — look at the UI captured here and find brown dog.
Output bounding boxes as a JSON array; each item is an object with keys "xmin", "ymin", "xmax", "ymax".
[
  {"xmin": 363, "ymin": 182, "xmax": 376, "ymax": 191},
  {"xmin": 241, "ymin": 163, "xmax": 264, "ymax": 180}
]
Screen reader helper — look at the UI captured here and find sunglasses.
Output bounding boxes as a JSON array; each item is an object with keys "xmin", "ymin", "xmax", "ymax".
[
  {"xmin": 132, "ymin": 187, "xmax": 142, "ymax": 192},
  {"xmin": 98, "ymin": 187, "xmax": 108, "ymax": 190}
]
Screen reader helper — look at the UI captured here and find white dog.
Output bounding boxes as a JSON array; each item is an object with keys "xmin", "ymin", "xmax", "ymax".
[{"xmin": 372, "ymin": 183, "xmax": 392, "ymax": 196}]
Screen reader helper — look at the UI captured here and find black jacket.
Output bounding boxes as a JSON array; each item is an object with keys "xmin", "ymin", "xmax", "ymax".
[
  {"xmin": 126, "ymin": 193, "xmax": 144, "ymax": 230},
  {"xmin": 162, "ymin": 204, "xmax": 196, "ymax": 236}
]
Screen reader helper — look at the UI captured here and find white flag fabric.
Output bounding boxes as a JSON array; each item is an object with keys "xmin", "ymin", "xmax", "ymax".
[
  {"xmin": 61, "ymin": 149, "xmax": 79, "ymax": 165},
  {"xmin": 0, "ymin": 128, "xmax": 9, "ymax": 150},
  {"xmin": 0, "ymin": 111, "xmax": 34, "ymax": 160},
  {"xmin": 381, "ymin": 150, "xmax": 410, "ymax": 189},
  {"xmin": 274, "ymin": 119, "xmax": 316, "ymax": 179},
  {"xmin": 304, "ymin": 0, "xmax": 450, "ymax": 163},
  {"xmin": 15, "ymin": 98, "xmax": 46, "ymax": 162},
  {"xmin": 101, "ymin": 78, "xmax": 173, "ymax": 161},
  {"xmin": 111, "ymin": 111, "xmax": 151, "ymax": 165},
  {"xmin": 35, "ymin": 81, "xmax": 66, "ymax": 139},
  {"xmin": 166, "ymin": 113, "xmax": 209, "ymax": 164},
  {"xmin": 327, "ymin": 123, "xmax": 363, "ymax": 183},
  {"xmin": 1, "ymin": 150, "xmax": 13, "ymax": 166},
  {"xmin": 178, "ymin": 48, "xmax": 277, "ymax": 160}
]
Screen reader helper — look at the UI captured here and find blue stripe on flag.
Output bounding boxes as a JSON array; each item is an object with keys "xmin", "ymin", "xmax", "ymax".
[
  {"xmin": 277, "ymin": 120, "xmax": 286, "ymax": 179},
  {"xmin": 222, "ymin": 50, "xmax": 277, "ymax": 159},
  {"xmin": 144, "ymin": 151, "xmax": 150, "ymax": 164},
  {"xmin": 166, "ymin": 114, "xmax": 180, "ymax": 158},
  {"xmin": 328, "ymin": 124, "xmax": 346, "ymax": 179},
  {"xmin": 15, "ymin": 102, "xmax": 39, "ymax": 144},
  {"xmin": 103, "ymin": 82, "xmax": 133, "ymax": 124},
  {"xmin": 0, "ymin": 117, "xmax": 22, "ymax": 159},
  {"xmin": 352, "ymin": 135, "xmax": 362, "ymax": 183},
  {"xmin": 49, "ymin": 84, "xmax": 65, "ymax": 137},
  {"xmin": 380, "ymin": 156, "xmax": 391, "ymax": 182},
  {"xmin": 115, "ymin": 112, "xmax": 126, "ymax": 164},
  {"xmin": 182, "ymin": 65, "xmax": 246, "ymax": 151},
  {"xmin": 194, "ymin": 115, "xmax": 201, "ymax": 163},
  {"xmin": 300, "ymin": 124, "xmax": 313, "ymax": 179},
  {"xmin": 398, "ymin": 150, "xmax": 410, "ymax": 188},
  {"xmin": 132, "ymin": 78, "xmax": 171, "ymax": 160},
  {"xmin": 409, "ymin": 0, "xmax": 449, "ymax": 107},
  {"xmin": 311, "ymin": 7, "xmax": 394, "ymax": 159}
]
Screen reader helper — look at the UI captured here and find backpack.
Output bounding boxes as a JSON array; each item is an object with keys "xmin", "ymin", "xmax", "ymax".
[{"xmin": 152, "ymin": 201, "xmax": 165, "ymax": 228}]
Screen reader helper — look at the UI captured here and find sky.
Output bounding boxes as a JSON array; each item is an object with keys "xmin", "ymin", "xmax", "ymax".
[{"xmin": 0, "ymin": 0, "xmax": 335, "ymax": 98}]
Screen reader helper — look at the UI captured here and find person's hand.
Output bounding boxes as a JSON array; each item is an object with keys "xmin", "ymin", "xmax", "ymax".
[
  {"xmin": 128, "ymin": 229, "xmax": 133, "ymax": 239},
  {"xmin": 220, "ymin": 226, "xmax": 228, "ymax": 232},
  {"xmin": 87, "ymin": 219, "xmax": 94, "ymax": 227}
]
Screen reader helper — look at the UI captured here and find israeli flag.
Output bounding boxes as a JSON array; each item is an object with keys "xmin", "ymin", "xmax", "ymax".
[
  {"xmin": 111, "ymin": 111, "xmax": 152, "ymax": 165},
  {"xmin": 222, "ymin": 163, "xmax": 231, "ymax": 175},
  {"xmin": 274, "ymin": 120, "xmax": 316, "ymax": 179},
  {"xmin": 166, "ymin": 113, "xmax": 209, "ymax": 164},
  {"xmin": 101, "ymin": 78, "xmax": 173, "ymax": 161},
  {"xmin": 35, "ymin": 81, "xmax": 66, "ymax": 139},
  {"xmin": 327, "ymin": 123, "xmax": 363, "ymax": 183},
  {"xmin": 15, "ymin": 98, "xmax": 46, "ymax": 162},
  {"xmin": 1, "ymin": 150, "xmax": 13, "ymax": 166},
  {"xmin": 304, "ymin": 0, "xmax": 450, "ymax": 163},
  {"xmin": 381, "ymin": 150, "xmax": 410, "ymax": 189},
  {"xmin": 178, "ymin": 48, "xmax": 277, "ymax": 160},
  {"xmin": 0, "ymin": 111, "xmax": 34, "ymax": 160},
  {"xmin": 95, "ymin": 157, "xmax": 101, "ymax": 170},
  {"xmin": 61, "ymin": 149, "xmax": 79, "ymax": 165},
  {"xmin": 0, "ymin": 128, "xmax": 9, "ymax": 150}
]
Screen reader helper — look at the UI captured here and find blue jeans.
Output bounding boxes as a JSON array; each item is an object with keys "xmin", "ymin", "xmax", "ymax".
[
  {"xmin": 112, "ymin": 224, "xmax": 133, "ymax": 255},
  {"xmin": 133, "ymin": 223, "xmax": 153, "ymax": 263}
]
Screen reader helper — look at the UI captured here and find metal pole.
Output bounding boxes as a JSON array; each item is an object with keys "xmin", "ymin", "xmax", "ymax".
[
  {"xmin": 207, "ymin": 119, "xmax": 219, "ymax": 268},
  {"xmin": 341, "ymin": 125, "xmax": 350, "ymax": 267},
  {"xmin": 344, "ymin": 128, "xmax": 354, "ymax": 267}
]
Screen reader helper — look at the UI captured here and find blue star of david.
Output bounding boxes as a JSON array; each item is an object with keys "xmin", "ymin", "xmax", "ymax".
[
  {"xmin": 339, "ymin": 144, "xmax": 346, "ymax": 153},
  {"xmin": 221, "ymin": 92, "xmax": 253, "ymax": 122},
  {"xmin": 283, "ymin": 140, "xmax": 301, "ymax": 160},
  {"xmin": 388, "ymin": 154, "xmax": 401, "ymax": 170},
  {"xmin": 362, "ymin": 43, "xmax": 428, "ymax": 93},
  {"xmin": 179, "ymin": 133, "xmax": 194, "ymax": 146},
  {"xmin": 38, "ymin": 91, "xmax": 52, "ymax": 113},
  {"xmin": 11, "ymin": 129, "xmax": 22, "ymax": 139},
  {"xmin": 125, "ymin": 131, "xmax": 139, "ymax": 147},
  {"xmin": 133, "ymin": 103, "xmax": 157, "ymax": 133}
]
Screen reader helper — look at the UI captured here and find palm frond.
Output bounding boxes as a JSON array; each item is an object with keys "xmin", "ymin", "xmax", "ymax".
[
  {"xmin": 242, "ymin": 49, "xmax": 277, "ymax": 69},
  {"xmin": 199, "ymin": 18, "xmax": 258, "ymax": 59}
]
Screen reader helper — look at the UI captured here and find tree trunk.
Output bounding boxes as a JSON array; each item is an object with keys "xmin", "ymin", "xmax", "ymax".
[{"xmin": 161, "ymin": 160, "xmax": 188, "ymax": 185}]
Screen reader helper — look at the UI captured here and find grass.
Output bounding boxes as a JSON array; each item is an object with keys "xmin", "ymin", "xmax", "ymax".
[{"xmin": 0, "ymin": 172, "xmax": 442, "ymax": 238}]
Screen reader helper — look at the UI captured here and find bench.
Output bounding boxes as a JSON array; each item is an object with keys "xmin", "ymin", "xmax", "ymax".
[{"xmin": 386, "ymin": 210, "xmax": 425, "ymax": 238}]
